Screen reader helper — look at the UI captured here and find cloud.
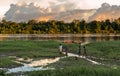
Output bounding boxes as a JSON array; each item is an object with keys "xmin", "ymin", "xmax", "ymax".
[
  {"xmin": 48, "ymin": 2, "xmax": 77, "ymax": 13},
  {"xmin": 88, "ymin": 3, "xmax": 120, "ymax": 21},
  {"xmin": 57, "ymin": 0, "xmax": 65, "ymax": 2},
  {"xmin": 3, "ymin": 1, "xmax": 78, "ymax": 22},
  {"xmin": 3, "ymin": 3, "xmax": 44, "ymax": 22},
  {"xmin": 3, "ymin": 2, "xmax": 120, "ymax": 22}
]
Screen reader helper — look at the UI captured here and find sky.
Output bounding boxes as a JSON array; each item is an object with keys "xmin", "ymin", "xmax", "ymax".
[{"xmin": 0, "ymin": 0, "xmax": 120, "ymax": 18}]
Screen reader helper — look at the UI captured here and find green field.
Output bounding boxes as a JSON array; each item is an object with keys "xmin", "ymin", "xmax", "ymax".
[
  {"xmin": 0, "ymin": 40, "xmax": 120, "ymax": 76},
  {"xmin": 86, "ymin": 41, "xmax": 120, "ymax": 65},
  {"xmin": 0, "ymin": 57, "xmax": 22, "ymax": 68},
  {"xmin": 25, "ymin": 66, "xmax": 120, "ymax": 76},
  {"xmin": 0, "ymin": 40, "xmax": 62, "ymax": 58},
  {"xmin": 0, "ymin": 40, "xmax": 78, "ymax": 68}
]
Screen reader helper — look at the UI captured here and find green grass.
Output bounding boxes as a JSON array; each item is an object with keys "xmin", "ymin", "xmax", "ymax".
[
  {"xmin": 1, "ymin": 40, "xmax": 120, "ymax": 59},
  {"xmin": 0, "ymin": 70, "xmax": 6, "ymax": 76},
  {"xmin": 8, "ymin": 57, "xmax": 120, "ymax": 76},
  {"xmin": 86, "ymin": 40, "xmax": 120, "ymax": 59},
  {"xmin": 46, "ymin": 57, "xmax": 96, "ymax": 69},
  {"xmin": 0, "ymin": 57, "xmax": 22, "ymax": 68},
  {"xmin": 0, "ymin": 40, "xmax": 120, "ymax": 67},
  {"xmin": 24, "ymin": 66, "xmax": 120, "ymax": 76},
  {"xmin": 0, "ymin": 40, "xmax": 79, "ymax": 58},
  {"xmin": 1, "ymin": 40, "xmax": 120, "ymax": 76},
  {"xmin": 0, "ymin": 40, "xmax": 78, "ymax": 69},
  {"xmin": 0, "ymin": 40, "xmax": 63, "ymax": 58},
  {"xmin": 24, "ymin": 56, "xmax": 120, "ymax": 76}
]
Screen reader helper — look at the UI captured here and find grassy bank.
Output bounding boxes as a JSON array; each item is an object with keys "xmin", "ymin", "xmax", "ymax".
[
  {"xmin": 0, "ymin": 57, "xmax": 22, "ymax": 68},
  {"xmin": 86, "ymin": 40, "xmax": 120, "ymax": 59},
  {"xmin": 0, "ymin": 40, "xmax": 65, "ymax": 58},
  {"xmin": 7, "ymin": 57, "xmax": 120, "ymax": 76},
  {"xmin": 0, "ymin": 40, "xmax": 120, "ymax": 67},
  {"xmin": 0, "ymin": 40, "xmax": 78, "ymax": 68},
  {"xmin": 0, "ymin": 40, "xmax": 120, "ymax": 76},
  {"xmin": 46, "ymin": 57, "xmax": 96, "ymax": 69},
  {"xmin": 24, "ymin": 57, "xmax": 120, "ymax": 76},
  {"xmin": 24, "ymin": 67, "xmax": 120, "ymax": 76}
]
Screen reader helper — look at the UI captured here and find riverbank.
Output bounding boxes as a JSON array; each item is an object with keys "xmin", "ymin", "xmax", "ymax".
[
  {"xmin": 0, "ymin": 40, "xmax": 92, "ymax": 74},
  {"xmin": 0, "ymin": 40, "xmax": 120, "ymax": 76}
]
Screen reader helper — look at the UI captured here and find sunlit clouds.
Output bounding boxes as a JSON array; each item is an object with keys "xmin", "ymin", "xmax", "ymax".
[{"xmin": 1, "ymin": 0, "xmax": 120, "ymax": 22}]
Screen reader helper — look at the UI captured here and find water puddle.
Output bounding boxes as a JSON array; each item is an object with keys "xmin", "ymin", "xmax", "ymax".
[
  {"xmin": 6, "ymin": 64, "xmax": 54, "ymax": 74},
  {"xmin": 6, "ymin": 57, "xmax": 59, "ymax": 74},
  {"xmin": 6, "ymin": 64, "xmax": 41, "ymax": 74}
]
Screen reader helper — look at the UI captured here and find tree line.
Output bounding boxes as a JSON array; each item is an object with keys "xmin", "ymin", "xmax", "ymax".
[{"xmin": 0, "ymin": 18, "xmax": 120, "ymax": 34}]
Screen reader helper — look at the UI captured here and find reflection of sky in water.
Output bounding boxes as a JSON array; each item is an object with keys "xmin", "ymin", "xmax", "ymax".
[
  {"xmin": 6, "ymin": 64, "xmax": 42, "ymax": 74},
  {"xmin": 0, "ymin": 34, "xmax": 120, "ymax": 42}
]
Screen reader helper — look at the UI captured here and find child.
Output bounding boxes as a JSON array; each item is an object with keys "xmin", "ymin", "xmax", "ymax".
[
  {"xmin": 83, "ymin": 46, "xmax": 87, "ymax": 56},
  {"xmin": 59, "ymin": 43, "xmax": 62, "ymax": 55}
]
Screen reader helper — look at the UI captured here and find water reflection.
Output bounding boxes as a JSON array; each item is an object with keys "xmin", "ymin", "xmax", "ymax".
[
  {"xmin": 0, "ymin": 34, "xmax": 120, "ymax": 42},
  {"xmin": 6, "ymin": 64, "xmax": 42, "ymax": 74},
  {"xmin": 6, "ymin": 64, "xmax": 54, "ymax": 74}
]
